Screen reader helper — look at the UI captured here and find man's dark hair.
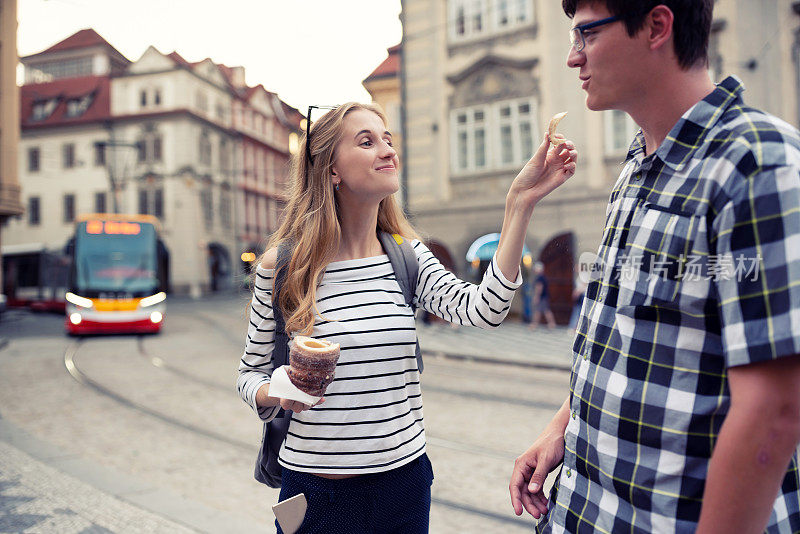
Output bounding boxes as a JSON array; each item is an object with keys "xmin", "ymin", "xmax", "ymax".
[{"xmin": 562, "ymin": 0, "xmax": 714, "ymax": 69}]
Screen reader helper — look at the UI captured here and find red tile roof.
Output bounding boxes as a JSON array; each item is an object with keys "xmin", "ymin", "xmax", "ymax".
[
  {"xmin": 364, "ymin": 44, "xmax": 400, "ymax": 82},
  {"xmin": 24, "ymin": 29, "xmax": 129, "ymax": 63},
  {"xmin": 167, "ymin": 51, "xmax": 191, "ymax": 68},
  {"xmin": 21, "ymin": 75, "xmax": 111, "ymax": 129}
]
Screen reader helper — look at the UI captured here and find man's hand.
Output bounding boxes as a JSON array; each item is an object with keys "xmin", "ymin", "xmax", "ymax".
[{"xmin": 510, "ymin": 399, "xmax": 570, "ymax": 518}]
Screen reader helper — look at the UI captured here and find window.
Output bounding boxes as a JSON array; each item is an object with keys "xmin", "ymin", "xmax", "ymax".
[
  {"xmin": 220, "ymin": 186, "xmax": 232, "ymax": 228},
  {"xmin": 30, "ymin": 57, "xmax": 92, "ymax": 80},
  {"xmin": 28, "ymin": 197, "xmax": 40, "ymax": 226},
  {"xmin": 63, "ymin": 194, "xmax": 75, "ymax": 223},
  {"xmin": 153, "ymin": 136, "xmax": 162, "ymax": 162},
  {"xmin": 138, "ymin": 187, "xmax": 164, "ymax": 219},
  {"xmin": 604, "ymin": 110, "xmax": 639, "ymax": 155},
  {"xmin": 94, "ymin": 192, "xmax": 106, "ymax": 214},
  {"xmin": 65, "ymin": 93, "xmax": 93, "ymax": 118},
  {"xmin": 138, "ymin": 189, "xmax": 148, "ymax": 215},
  {"xmin": 200, "ymin": 185, "xmax": 213, "ymax": 229},
  {"xmin": 450, "ymin": 97, "xmax": 538, "ymax": 174},
  {"xmin": 28, "ymin": 147, "xmax": 40, "ymax": 172},
  {"xmin": 219, "ymin": 139, "xmax": 230, "ymax": 174},
  {"xmin": 137, "ymin": 129, "xmax": 163, "ymax": 164},
  {"xmin": 196, "ymin": 91, "xmax": 208, "ymax": 113},
  {"xmin": 154, "ymin": 188, "xmax": 164, "ymax": 219},
  {"xmin": 63, "ymin": 143, "xmax": 76, "ymax": 169},
  {"xmin": 452, "ymin": 107, "xmax": 488, "ymax": 173},
  {"xmin": 154, "ymin": 89, "xmax": 162, "ymax": 106},
  {"xmin": 94, "ymin": 142, "xmax": 105, "ymax": 166},
  {"xmin": 199, "ymin": 130, "xmax": 212, "ymax": 166},
  {"xmin": 140, "ymin": 90, "xmax": 148, "ymax": 107},
  {"xmin": 449, "ymin": 0, "xmax": 532, "ymax": 41},
  {"xmin": 32, "ymin": 99, "xmax": 58, "ymax": 121}
]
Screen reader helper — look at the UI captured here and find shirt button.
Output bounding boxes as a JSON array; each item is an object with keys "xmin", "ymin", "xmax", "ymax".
[
  {"xmin": 566, "ymin": 468, "xmax": 572, "ymax": 478},
  {"xmin": 571, "ymin": 410, "xmax": 577, "ymax": 420}
]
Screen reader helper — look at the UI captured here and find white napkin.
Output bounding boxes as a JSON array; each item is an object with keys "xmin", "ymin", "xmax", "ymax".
[{"xmin": 269, "ymin": 365, "xmax": 322, "ymax": 405}]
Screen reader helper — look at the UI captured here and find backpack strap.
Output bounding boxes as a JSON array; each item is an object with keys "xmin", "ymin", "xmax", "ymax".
[
  {"xmin": 378, "ymin": 231, "xmax": 424, "ymax": 373},
  {"xmin": 271, "ymin": 242, "xmax": 292, "ymax": 368},
  {"xmin": 254, "ymin": 241, "xmax": 293, "ymax": 488}
]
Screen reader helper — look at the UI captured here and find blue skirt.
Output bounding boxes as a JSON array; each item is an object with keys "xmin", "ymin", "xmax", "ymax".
[{"xmin": 275, "ymin": 453, "xmax": 434, "ymax": 533}]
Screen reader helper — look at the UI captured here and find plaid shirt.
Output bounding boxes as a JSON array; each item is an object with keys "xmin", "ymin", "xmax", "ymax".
[{"xmin": 538, "ymin": 76, "xmax": 800, "ymax": 533}]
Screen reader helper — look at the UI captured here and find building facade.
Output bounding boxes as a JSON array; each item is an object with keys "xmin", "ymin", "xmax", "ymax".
[
  {"xmin": 0, "ymin": 0, "xmax": 30, "ymax": 297},
  {"xmin": 400, "ymin": 0, "xmax": 800, "ymax": 321},
  {"xmin": 6, "ymin": 29, "xmax": 300, "ymax": 296}
]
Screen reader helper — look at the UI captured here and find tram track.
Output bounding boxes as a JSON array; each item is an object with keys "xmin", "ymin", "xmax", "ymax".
[{"xmin": 64, "ymin": 337, "xmax": 541, "ymax": 528}]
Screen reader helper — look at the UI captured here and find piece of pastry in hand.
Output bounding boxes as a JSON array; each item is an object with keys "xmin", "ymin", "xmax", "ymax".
[
  {"xmin": 548, "ymin": 112, "xmax": 568, "ymax": 149},
  {"xmin": 286, "ymin": 336, "xmax": 341, "ymax": 397}
]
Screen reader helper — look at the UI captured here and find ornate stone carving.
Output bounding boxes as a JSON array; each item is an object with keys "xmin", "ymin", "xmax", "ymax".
[{"xmin": 447, "ymin": 55, "xmax": 539, "ymax": 108}]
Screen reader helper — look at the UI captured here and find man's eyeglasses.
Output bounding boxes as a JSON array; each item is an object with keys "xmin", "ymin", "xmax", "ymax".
[
  {"xmin": 305, "ymin": 105, "xmax": 338, "ymax": 167},
  {"xmin": 569, "ymin": 15, "xmax": 621, "ymax": 52}
]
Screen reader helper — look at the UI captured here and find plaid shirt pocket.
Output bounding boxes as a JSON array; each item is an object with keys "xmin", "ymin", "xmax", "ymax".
[{"xmin": 617, "ymin": 204, "xmax": 703, "ymax": 308}]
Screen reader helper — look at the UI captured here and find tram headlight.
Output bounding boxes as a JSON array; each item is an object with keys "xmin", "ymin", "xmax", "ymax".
[
  {"xmin": 65, "ymin": 292, "xmax": 93, "ymax": 309},
  {"xmin": 150, "ymin": 311, "xmax": 163, "ymax": 324},
  {"xmin": 69, "ymin": 313, "xmax": 82, "ymax": 325},
  {"xmin": 139, "ymin": 292, "xmax": 166, "ymax": 308}
]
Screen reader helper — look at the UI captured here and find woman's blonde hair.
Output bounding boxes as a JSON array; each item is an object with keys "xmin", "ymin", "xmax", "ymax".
[{"xmin": 264, "ymin": 102, "xmax": 418, "ymax": 336}]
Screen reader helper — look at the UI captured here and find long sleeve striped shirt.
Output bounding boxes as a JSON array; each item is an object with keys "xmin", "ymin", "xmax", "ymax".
[{"xmin": 237, "ymin": 240, "xmax": 521, "ymax": 474}]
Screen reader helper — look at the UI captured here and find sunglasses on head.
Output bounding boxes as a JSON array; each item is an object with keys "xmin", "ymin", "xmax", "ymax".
[{"xmin": 305, "ymin": 105, "xmax": 339, "ymax": 166}]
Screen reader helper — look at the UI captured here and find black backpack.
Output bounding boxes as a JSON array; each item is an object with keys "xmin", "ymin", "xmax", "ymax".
[{"xmin": 254, "ymin": 232, "xmax": 422, "ymax": 487}]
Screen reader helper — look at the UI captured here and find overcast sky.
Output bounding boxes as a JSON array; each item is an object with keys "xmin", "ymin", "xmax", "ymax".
[{"xmin": 18, "ymin": 0, "xmax": 403, "ymax": 113}]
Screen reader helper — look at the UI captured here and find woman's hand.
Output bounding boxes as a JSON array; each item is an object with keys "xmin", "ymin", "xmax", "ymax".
[
  {"xmin": 279, "ymin": 397, "xmax": 325, "ymax": 412},
  {"xmin": 509, "ymin": 132, "xmax": 577, "ymax": 207}
]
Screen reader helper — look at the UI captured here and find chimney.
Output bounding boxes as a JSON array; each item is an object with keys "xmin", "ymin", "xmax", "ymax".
[{"xmin": 231, "ymin": 66, "xmax": 246, "ymax": 88}]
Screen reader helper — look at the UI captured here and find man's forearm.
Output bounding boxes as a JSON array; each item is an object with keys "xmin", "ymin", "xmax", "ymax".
[
  {"xmin": 548, "ymin": 397, "xmax": 571, "ymax": 434},
  {"xmin": 696, "ymin": 400, "xmax": 800, "ymax": 533}
]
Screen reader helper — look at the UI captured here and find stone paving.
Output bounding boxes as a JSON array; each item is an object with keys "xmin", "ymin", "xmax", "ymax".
[
  {"xmin": 0, "ymin": 296, "xmax": 575, "ymax": 534},
  {"xmin": 416, "ymin": 319, "xmax": 576, "ymax": 371},
  {"xmin": 0, "ymin": 439, "xmax": 196, "ymax": 534}
]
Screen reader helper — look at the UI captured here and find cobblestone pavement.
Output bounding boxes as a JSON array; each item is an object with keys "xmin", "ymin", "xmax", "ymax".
[
  {"xmin": 0, "ymin": 439, "xmax": 196, "ymax": 534},
  {"xmin": 0, "ymin": 294, "xmax": 574, "ymax": 534},
  {"xmin": 416, "ymin": 320, "xmax": 576, "ymax": 371}
]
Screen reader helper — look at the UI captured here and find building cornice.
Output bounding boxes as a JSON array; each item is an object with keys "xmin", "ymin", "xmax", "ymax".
[
  {"xmin": 446, "ymin": 54, "xmax": 538, "ymax": 85},
  {"xmin": 447, "ymin": 24, "xmax": 538, "ymax": 58},
  {"xmin": 411, "ymin": 191, "xmax": 610, "ymax": 217}
]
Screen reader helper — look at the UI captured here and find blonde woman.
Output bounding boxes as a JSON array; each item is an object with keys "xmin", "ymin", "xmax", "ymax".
[{"xmin": 237, "ymin": 102, "xmax": 576, "ymax": 533}]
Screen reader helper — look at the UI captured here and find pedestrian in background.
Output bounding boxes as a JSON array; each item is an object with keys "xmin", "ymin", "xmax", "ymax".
[
  {"xmin": 237, "ymin": 102, "xmax": 577, "ymax": 533},
  {"xmin": 529, "ymin": 261, "xmax": 556, "ymax": 330},
  {"xmin": 567, "ymin": 260, "xmax": 587, "ymax": 331},
  {"xmin": 510, "ymin": 1, "xmax": 800, "ymax": 532}
]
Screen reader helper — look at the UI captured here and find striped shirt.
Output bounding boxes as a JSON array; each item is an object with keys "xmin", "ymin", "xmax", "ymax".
[
  {"xmin": 237, "ymin": 240, "xmax": 521, "ymax": 474},
  {"xmin": 538, "ymin": 76, "xmax": 800, "ymax": 533}
]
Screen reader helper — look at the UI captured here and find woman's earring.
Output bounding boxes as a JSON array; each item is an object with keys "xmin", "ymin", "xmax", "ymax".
[{"xmin": 335, "ymin": 182, "xmax": 340, "ymax": 192}]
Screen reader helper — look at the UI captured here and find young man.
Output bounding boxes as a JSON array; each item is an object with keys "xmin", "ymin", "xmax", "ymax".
[{"xmin": 510, "ymin": 1, "xmax": 800, "ymax": 532}]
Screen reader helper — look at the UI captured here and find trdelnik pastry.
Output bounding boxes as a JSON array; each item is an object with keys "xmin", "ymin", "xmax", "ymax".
[{"xmin": 286, "ymin": 336, "xmax": 340, "ymax": 397}]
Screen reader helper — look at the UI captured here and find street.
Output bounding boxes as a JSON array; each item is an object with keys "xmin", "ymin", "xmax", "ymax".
[{"xmin": 0, "ymin": 293, "xmax": 574, "ymax": 534}]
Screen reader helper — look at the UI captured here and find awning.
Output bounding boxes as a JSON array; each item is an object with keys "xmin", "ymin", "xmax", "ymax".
[{"xmin": 466, "ymin": 233, "xmax": 531, "ymax": 261}]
